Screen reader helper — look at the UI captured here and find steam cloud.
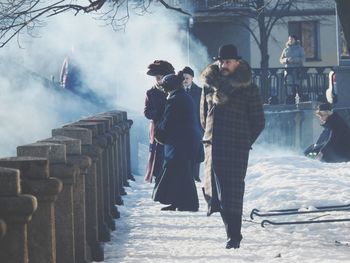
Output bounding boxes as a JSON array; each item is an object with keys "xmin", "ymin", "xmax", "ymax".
[{"xmin": 0, "ymin": 4, "xmax": 209, "ymax": 163}]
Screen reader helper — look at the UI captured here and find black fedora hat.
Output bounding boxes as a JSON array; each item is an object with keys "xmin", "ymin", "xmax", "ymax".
[
  {"xmin": 214, "ymin": 44, "xmax": 241, "ymax": 60},
  {"xmin": 316, "ymin": 103, "xmax": 332, "ymax": 112}
]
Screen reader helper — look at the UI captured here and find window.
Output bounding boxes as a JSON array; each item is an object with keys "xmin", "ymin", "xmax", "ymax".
[{"xmin": 288, "ymin": 21, "xmax": 320, "ymax": 61}]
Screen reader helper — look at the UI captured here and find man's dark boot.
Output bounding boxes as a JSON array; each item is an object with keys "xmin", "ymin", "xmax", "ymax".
[
  {"xmin": 221, "ymin": 212, "xmax": 243, "ymax": 249},
  {"xmin": 226, "ymin": 239, "xmax": 240, "ymax": 249},
  {"xmin": 160, "ymin": 204, "xmax": 176, "ymax": 211}
]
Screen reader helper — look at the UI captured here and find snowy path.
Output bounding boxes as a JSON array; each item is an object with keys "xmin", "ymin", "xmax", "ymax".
[{"xmin": 97, "ymin": 151, "xmax": 350, "ymax": 263}]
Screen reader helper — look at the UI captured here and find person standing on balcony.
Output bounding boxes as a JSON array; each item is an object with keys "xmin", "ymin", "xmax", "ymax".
[
  {"xmin": 182, "ymin": 66, "xmax": 204, "ymax": 182},
  {"xmin": 279, "ymin": 35, "xmax": 305, "ymax": 104},
  {"xmin": 144, "ymin": 60, "xmax": 175, "ymax": 184},
  {"xmin": 200, "ymin": 44, "xmax": 265, "ymax": 249}
]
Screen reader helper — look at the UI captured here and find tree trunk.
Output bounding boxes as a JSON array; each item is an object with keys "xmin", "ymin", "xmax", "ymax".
[{"xmin": 257, "ymin": 3, "xmax": 270, "ymax": 103}]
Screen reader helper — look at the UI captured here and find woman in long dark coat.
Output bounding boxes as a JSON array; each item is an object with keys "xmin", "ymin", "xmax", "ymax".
[
  {"xmin": 152, "ymin": 73, "xmax": 203, "ymax": 211},
  {"xmin": 144, "ymin": 60, "xmax": 175, "ymax": 183}
]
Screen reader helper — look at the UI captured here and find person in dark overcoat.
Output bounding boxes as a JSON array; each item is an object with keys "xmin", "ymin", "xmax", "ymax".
[
  {"xmin": 144, "ymin": 60, "xmax": 175, "ymax": 183},
  {"xmin": 182, "ymin": 66, "xmax": 204, "ymax": 182},
  {"xmin": 304, "ymin": 103, "xmax": 350, "ymax": 162},
  {"xmin": 152, "ymin": 73, "xmax": 202, "ymax": 211},
  {"xmin": 200, "ymin": 44, "xmax": 265, "ymax": 249}
]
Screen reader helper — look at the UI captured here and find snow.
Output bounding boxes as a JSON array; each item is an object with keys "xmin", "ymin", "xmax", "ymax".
[{"xmin": 96, "ymin": 147, "xmax": 350, "ymax": 263}]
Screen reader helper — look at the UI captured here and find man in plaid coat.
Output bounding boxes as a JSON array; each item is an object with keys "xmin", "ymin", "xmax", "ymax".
[{"xmin": 200, "ymin": 44, "xmax": 265, "ymax": 249}]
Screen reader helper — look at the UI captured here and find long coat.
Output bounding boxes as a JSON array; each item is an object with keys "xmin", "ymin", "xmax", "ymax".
[
  {"xmin": 143, "ymin": 86, "xmax": 167, "ymax": 182},
  {"xmin": 186, "ymin": 83, "xmax": 205, "ymax": 180},
  {"xmin": 152, "ymin": 88, "xmax": 201, "ymax": 210},
  {"xmin": 187, "ymin": 83, "xmax": 204, "ymax": 137},
  {"xmin": 200, "ymin": 61, "xmax": 265, "ymax": 216}
]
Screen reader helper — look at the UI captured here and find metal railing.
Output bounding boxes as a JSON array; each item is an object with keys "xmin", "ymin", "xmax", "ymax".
[
  {"xmin": 164, "ymin": 0, "xmax": 251, "ymax": 11},
  {"xmin": 252, "ymin": 66, "xmax": 333, "ymax": 105}
]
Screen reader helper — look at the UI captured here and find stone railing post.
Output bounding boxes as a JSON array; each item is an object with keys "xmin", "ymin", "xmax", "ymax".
[
  {"xmin": 118, "ymin": 114, "xmax": 130, "ymax": 186},
  {"xmin": 39, "ymin": 135, "xmax": 91, "ymax": 263},
  {"xmin": 98, "ymin": 113, "xmax": 123, "ymax": 207},
  {"xmin": 0, "ymin": 167, "xmax": 37, "ymax": 263},
  {"xmin": 64, "ymin": 122, "xmax": 112, "ymax": 243},
  {"xmin": 0, "ymin": 157, "xmax": 62, "ymax": 263},
  {"xmin": 116, "ymin": 111, "xmax": 134, "ymax": 182},
  {"xmin": 118, "ymin": 111, "xmax": 134, "ymax": 182},
  {"xmin": 77, "ymin": 121, "xmax": 115, "ymax": 232},
  {"xmin": 16, "ymin": 142, "xmax": 77, "ymax": 263},
  {"xmin": 112, "ymin": 112, "xmax": 129, "ymax": 192},
  {"xmin": 52, "ymin": 127, "xmax": 104, "ymax": 262},
  {"xmin": 83, "ymin": 116, "xmax": 120, "ymax": 220}
]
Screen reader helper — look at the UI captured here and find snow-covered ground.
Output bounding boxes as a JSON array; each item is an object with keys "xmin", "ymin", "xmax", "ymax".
[{"xmin": 98, "ymin": 148, "xmax": 350, "ymax": 263}]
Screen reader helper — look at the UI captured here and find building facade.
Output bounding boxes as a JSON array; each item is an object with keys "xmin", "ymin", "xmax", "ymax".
[{"xmin": 165, "ymin": 0, "xmax": 338, "ymax": 69}]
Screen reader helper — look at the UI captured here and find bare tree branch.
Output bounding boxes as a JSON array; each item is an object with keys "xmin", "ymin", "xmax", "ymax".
[
  {"xmin": 0, "ymin": 0, "xmax": 188, "ymax": 47},
  {"xmin": 158, "ymin": 0, "xmax": 191, "ymax": 16}
]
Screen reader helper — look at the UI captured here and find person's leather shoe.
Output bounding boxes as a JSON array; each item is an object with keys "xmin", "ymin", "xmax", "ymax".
[
  {"xmin": 225, "ymin": 238, "xmax": 240, "ymax": 249},
  {"xmin": 177, "ymin": 207, "xmax": 198, "ymax": 212},
  {"xmin": 160, "ymin": 205, "xmax": 176, "ymax": 211}
]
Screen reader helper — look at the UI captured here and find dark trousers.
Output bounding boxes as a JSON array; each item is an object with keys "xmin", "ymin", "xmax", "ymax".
[{"xmin": 220, "ymin": 211, "xmax": 242, "ymax": 242}]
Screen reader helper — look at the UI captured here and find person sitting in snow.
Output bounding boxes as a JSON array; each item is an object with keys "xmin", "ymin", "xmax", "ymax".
[{"xmin": 304, "ymin": 103, "xmax": 350, "ymax": 162}]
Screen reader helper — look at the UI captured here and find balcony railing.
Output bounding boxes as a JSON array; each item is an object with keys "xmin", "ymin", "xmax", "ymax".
[
  {"xmin": 252, "ymin": 66, "xmax": 333, "ymax": 105},
  {"xmin": 164, "ymin": 0, "xmax": 251, "ymax": 11}
]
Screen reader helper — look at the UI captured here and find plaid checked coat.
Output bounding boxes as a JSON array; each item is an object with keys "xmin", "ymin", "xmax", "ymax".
[{"xmin": 200, "ymin": 60, "xmax": 265, "ymax": 215}]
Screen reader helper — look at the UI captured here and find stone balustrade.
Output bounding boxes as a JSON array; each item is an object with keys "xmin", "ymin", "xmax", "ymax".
[
  {"xmin": 0, "ymin": 167, "xmax": 37, "ymax": 263},
  {"xmin": 0, "ymin": 110, "xmax": 133, "ymax": 263}
]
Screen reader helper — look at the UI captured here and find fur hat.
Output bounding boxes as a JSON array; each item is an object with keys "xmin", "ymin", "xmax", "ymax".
[
  {"xmin": 161, "ymin": 73, "xmax": 184, "ymax": 92},
  {"xmin": 147, "ymin": 60, "xmax": 175, "ymax": 76},
  {"xmin": 182, "ymin": 66, "xmax": 194, "ymax": 77}
]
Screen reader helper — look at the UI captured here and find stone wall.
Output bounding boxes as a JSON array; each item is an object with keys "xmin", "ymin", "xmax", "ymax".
[
  {"xmin": 0, "ymin": 110, "xmax": 133, "ymax": 263},
  {"xmin": 260, "ymin": 102, "xmax": 350, "ymax": 152}
]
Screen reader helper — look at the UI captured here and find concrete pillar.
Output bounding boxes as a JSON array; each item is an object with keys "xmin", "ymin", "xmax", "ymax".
[
  {"xmin": 0, "ymin": 157, "xmax": 62, "ymax": 263},
  {"xmin": 64, "ymin": 122, "xmax": 111, "ymax": 243},
  {"xmin": 69, "ymin": 154, "xmax": 91, "ymax": 263},
  {"xmin": 39, "ymin": 135, "xmax": 90, "ymax": 263},
  {"xmin": 98, "ymin": 113, "xmax": 123, "ymax": 206},
  {"xmin": 112, "ymin": 110, "xmax": 134, "ymax": 182},
  {"xmin": 116, "ymin": 111, "xmax": 134, "ymax": 182},
  {"xmin": 113, "ymin": 113, "xmax": 128, "ymax": 193},
  {"xmin": 0, "ymin": 167, "xmax": 37, "ymax": 263},
  {"xmin": 52, "ymin": 127, "xmax": 104, "ymax": 262},
  {"xmin": 115, "ymin": 111, "xmax": 133, "ymax": 182},
  {"xmin": 16, "ymin": 142, "xmax": 77, "ymax": 263},
  {"xmin": 115, "ymin": 124, "xmax": 127, "ymax": 196},
  {"xmin": 83, "ymin": 117, "xmax": 119, "ymax": 220},
  {"xmin": 99, "ymin": 113, "xmax": 123, "ymax": 208}
]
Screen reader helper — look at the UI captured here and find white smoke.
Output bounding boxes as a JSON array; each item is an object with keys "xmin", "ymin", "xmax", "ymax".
[{"xmin": 0, "ymin": 3, "xmax": 209, "ymax": 160}]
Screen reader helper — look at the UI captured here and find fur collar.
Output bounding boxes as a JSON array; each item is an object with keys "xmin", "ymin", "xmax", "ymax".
[{"xmin": 200, "ymin": 60, "xmax": 252, "ymax": 104}]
